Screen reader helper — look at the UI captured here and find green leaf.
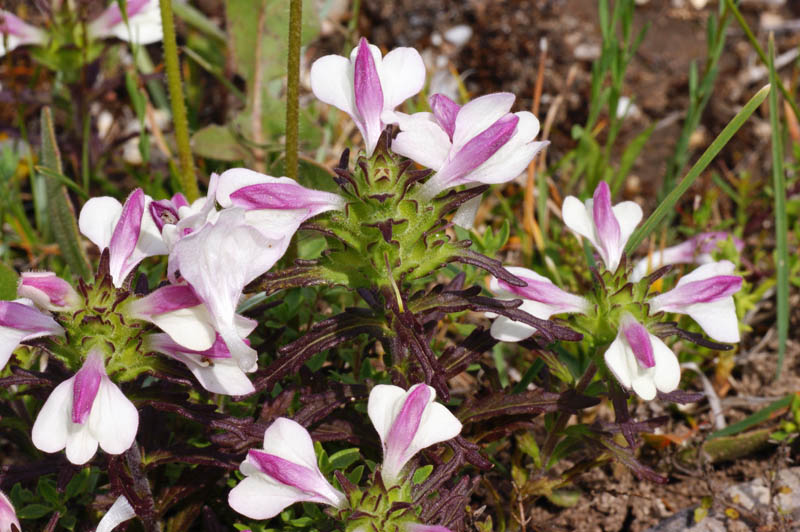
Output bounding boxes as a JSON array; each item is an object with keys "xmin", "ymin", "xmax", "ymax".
[
  {"xmin": 37, "ymin": 478, "xmax": 59, "ymax": 505},
  {"xmin": 546, "ymin": 488, "xmax": 581, "ymax": 508},
  {"xmin": 412, "ymin": 464, "xmax": 433, "ymax": 485},
  {"xmin": 226, "ymin": 0, "xmax": 319, "ymax": 83},
  {"xmin": 625, "ymin": 84, "xmax": 770, "ymax": 253},
  {"xmin": 346, "ymin": 465, "xmax": 364, "ymax": 485},
  {"xmin": 40, "ymin": 108, "xmax": 91, "ymax": 279},
  {"xmin": 768, "ymin": 35, "xmax": 789, "ymax": 378},
  {"xmin": 191, "ymin": 125, "xmax": 250, "ymax": 162},
  {"xmin": 708, "ymin": 395, "xmax": 793, "ymax": 440},
  {"xmin": 17, "ymin": 503, "xmax": 52, "ymax": 519},
  {"xmin": 0, "ymin": 262, "xmax": 18, "ymax": 300},
  {"xmin": 328, "ymin": 448, "xmax": 361, "ymax": 471}
]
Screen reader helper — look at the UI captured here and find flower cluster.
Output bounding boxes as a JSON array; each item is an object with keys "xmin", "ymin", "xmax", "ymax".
[
  {"xmin": 0, "ymin": 0, "xmax": 162, "ymax": 57},
  {"xmin": 487, "ymin": 181, "xmax": 743, "ymax": 400},
  {"xmin": 0, "ymin": 29, "xmax": 747, "ymax": 530},
  {"xmin": 229, "ymin": 384, "xmax": 461, "ymax": 528}
]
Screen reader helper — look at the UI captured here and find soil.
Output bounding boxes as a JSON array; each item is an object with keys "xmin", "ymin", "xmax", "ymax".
[{"xmin": 356, "ymin": 0, "xmax": 800, "ymax": 530}]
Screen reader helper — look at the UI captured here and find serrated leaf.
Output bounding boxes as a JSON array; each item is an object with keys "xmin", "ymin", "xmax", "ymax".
[
  {"xmin": 40, "ymin": 108, "xmax": 91, "ymax": 279},
  {"xmin": 0, "ymin": 262, "xmax": 18, "ymax": 300}
]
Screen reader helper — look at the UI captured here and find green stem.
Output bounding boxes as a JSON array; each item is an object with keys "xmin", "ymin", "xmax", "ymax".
[
  {"xmin": 159, "ymin": 0, "xmax": 199, "ymax": 201},
  {"xmin": 540, "ymin": 361, "xmax": 597, "ymax": 468},
  {"xmin": 286, "ymin": 0, "xmax": 303, "ymax": 181}
]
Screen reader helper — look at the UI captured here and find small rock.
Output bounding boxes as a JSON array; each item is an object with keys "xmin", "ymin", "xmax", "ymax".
[
  {"xmin": 443, "ymin": 25, "xmax": 472, "ymax": 48},
  {"xmin": 574, "ymin": 43, "xmax": 601, "ymax": 61}
]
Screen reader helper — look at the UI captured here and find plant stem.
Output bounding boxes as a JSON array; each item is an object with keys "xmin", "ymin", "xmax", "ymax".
[
  {"xmin": 540, "ymin": 361, "xmax": 597, "ymax": 468},
  {"xmin": 159, "ymin": 0, "xmax": 199, "ymax": 201},
  {"xmin": 286, "ymin": 0, "xmax": 303, "ymax": 181}
]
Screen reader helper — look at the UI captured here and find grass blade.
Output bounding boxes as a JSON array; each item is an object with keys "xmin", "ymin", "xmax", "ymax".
[
  {"xmin": 707, "ymin": 395, "xmax": 793, "ymax": 440},
  {"xmin": 768, "ymin": 35, "xmax": 789, "ymax": 379},
  {"xmin": 625, "ymin": 84, "xmax": 770, "ymax": 254},
  {"xmin": 40, "ymin": 108, "xmax": 91, "ymax": 279}
]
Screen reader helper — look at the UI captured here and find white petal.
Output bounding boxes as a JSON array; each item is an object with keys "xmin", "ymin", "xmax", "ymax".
[
  {"xmin": 243, "ymin": 209, "xmax": 308, "ymax": 241},
  {"xmin": 32, "ymin": 378, "xmax": 74, "ymax": 454},
  {"xmin": 603, "ymin": 336, "xmax": 633, "ymax": 390},
  {"xmin": 111, "ymin": 1, "xmax": 163, "ymax": 45},
  {"xmin": 686, "ymin": 298, "xmax": 740, "ymax": 343},
  {"xmin": 610, "ymin": 201, "xmax": 643, "ymax": 253},
  {"xmin": 132, "ymin": 196, "xmax": 169, "ymax": 258},
  {"xmin": 88, "ymin": 378, "xmax": 139, "ymax": 455},
  {"xmin": 79, "ymin": 197, "xmax": 122, "ymax": 250},
  {"xmin": 650, "ymin": 334, "xmax": 681, "ymax": 393},
  {"xmin": 451, "ymin": 195, "xmax": 482, "ymax": 229},
  {"xmin": 392, "ymin": 115, "xmax": 452, "ymax": 171},
  {"xmin": 378, "ymin": 47, "xmax": 426, "ymax": 111},
  {"xmin": 187, "ymin": 359, "xmax": 255, "ymax": 396},
  {"xmin": 228, "ymin": 476, "xmax": 305, "ymax": 520},
  {"xmin": 310, "ymin": 55, "xmax": 357, "ymax": 121},
  {"xmin": 97, "ymin": 496, "xmax": 136, "ymax": 532},
  {"xmin": 464, "ymin": 138, "xmax": 546, "ymax": 185},
  {"xmin": 675, "ymin": 260, "xmax": 735, "ymax": 287},
  {"xmin": 489, "ymin": 316, "xmax": 537, "ymax": 342},
  {"xmin": 367, "ymin": 384, "xmax": 407, "ymax": 446},
  {"xmin": 561, "ymin": 196, "xmax": 597, "ymax": 248},
  {"xmin": 0, "ymin": 327, "xmax": 28, "ymax": 370},
  {"xmin": 261, "ymin": 417, "xmax": 319, "ymax": 471},
  {"xmin": 630, "ymin": 372, "xmax": 657, "ymax": 401},
  {"xmin": 452, "ymin": 93, "xmax": 515, "ymax": 152},
  {"xmin": 65, "ymin": 424, "xmax": 100, "ymax": 465},
  {"xmin": 407, "ymin": 401, "xmax": 462, "ymax": 454},
  {"xmin": 150, "ymin": 306, "xmax": 216, "ymax": 351}
]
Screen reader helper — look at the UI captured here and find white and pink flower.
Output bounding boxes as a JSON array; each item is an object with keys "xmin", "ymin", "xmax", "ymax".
[
  {"xmin": 0, "ymin": 490, "xmax": 19, "ymax": 532},
  {"xmin": 603, "ymin": 314, "xmax": 681, "ymax": 401},
  {"xmin": 87, "ymin": 0, "xmax": 163, "ymax": 45},
  {"xmin": 145, "ymin": 333, "xmax": 255, "ymax": 395},
  {"xmin": 648, "ymin": 260, "xmax": 742, "ymax": 343},
  {"xmin": 0, "ymin": 9, "xmax": 47, "ymax": 57},
  {"xmin": 368, "ymin": 383, "xmax": 462, "ymax": 485},
  {"xmin": 17, "ymin": 271, "xmax": 81, "ymax": 312},
  {"xmin": 216, "ymin": 168, "xmax": 346, "ymax": 242},
  {"xmin": 561, "ymin": 181, "xmax": 643, "ymax": 272},
  {"xmin": 79, "ymin": 188, "xmax": 168, "ymax": 288},
  {"xmin": 0, "ymin": 298, "xmax": 64, "ymax": 371},
  {"xmin": 32, "ymin": 350, "xmax": 138, "ymax": 465},
  {"xmin": 229, "ymin": 417, "xmax": 346, "ymax": 519},
  {"xmin": 630, "ymin": 231, "xmax": 744, "ymax": 281},
  {"xmin": 488, "ymin": 266, "xmax": 590, "ymax": 342},
  {"xmin": 311, "ymin": 37, "xmax": 426, "ymax": 156}
]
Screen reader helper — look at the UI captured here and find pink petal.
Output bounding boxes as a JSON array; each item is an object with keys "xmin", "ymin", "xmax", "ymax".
[
  {"xmin": 429, "ymin": 94, "xmax": 460, "ymax": 140},
  {"xmin": 71, "ymin": 351, "xmax": 105, "ymax": 424},
  {"xmin": 620, "ymin": 317, "xmax": 654, "ymax": 369},
  {"xmin": 592, "ymin": 182, "xmax": 622, "ymax": 270},
  {"xmin": 353, "ymin": 38, "xmax": 385, "ymax": 155}
]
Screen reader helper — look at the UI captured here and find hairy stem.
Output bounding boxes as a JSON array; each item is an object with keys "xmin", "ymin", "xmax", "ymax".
[
  {"xmin": 285, "ymin": 0, "xmax": 303, "ymax": 181},
  {"xmin": 159, "ymin": 0, "xmax": 199, "ymax": 201}
]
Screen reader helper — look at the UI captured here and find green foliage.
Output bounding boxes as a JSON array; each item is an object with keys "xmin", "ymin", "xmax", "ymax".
[{"xmin": 9, "ymin": 468, "xmax": 99, "ymax": 529}]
